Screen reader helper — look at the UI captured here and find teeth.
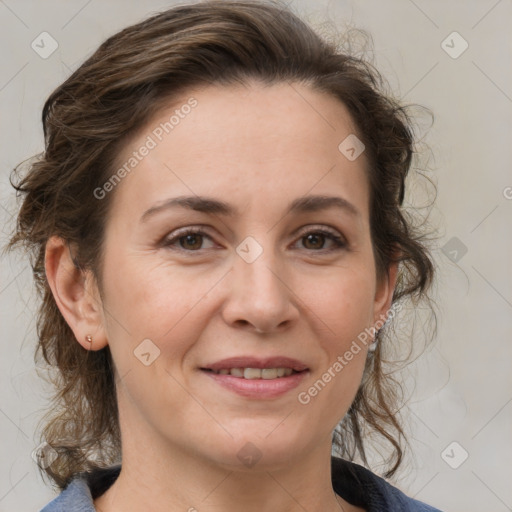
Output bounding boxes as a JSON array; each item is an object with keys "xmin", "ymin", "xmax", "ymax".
[
  {"xmin": 244, "ymin": 368, "xmax": 263, "ymax": 379},
  {"xmin": 211, "ymin": 367, "xmax": 296, "ymax": 379},
  {"xmin": 261, "ymin": 368, "xmax": 278, "ymax": 379},
  {"xmin": 230, "ymin": 368, "xmax": 244, "ymax": 377}
]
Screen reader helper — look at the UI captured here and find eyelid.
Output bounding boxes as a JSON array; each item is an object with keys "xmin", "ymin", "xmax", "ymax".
[
  {"xmin": 292, "ymin": 224, "xmax": 344, "ymax": 239},
  {"xmin": 291, "ymin": 225, "xmax": 347, "ymax": 251},
  {"xmin": 161, "ymin": 224, "xmax": 347, "ymax": 252},
  {"xmin": 160, "ymin": 225, "xmax": 216, "ymax": 250}
]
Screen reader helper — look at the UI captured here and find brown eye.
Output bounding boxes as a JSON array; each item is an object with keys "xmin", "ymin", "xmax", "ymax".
[
  {"xmin": 302, "ymin": 232, "xmax": 326, "ymax": 250},
  {"xmin": 179, "ymin": 233, "xmax": 204, "ymax": 250},
  {"xmin": 162, "ymin": 228, "xmax": 215, "ymax": 252},
  {"xmin": 297, "ymin": 229, "xmax": 346, "ymax": 252}
]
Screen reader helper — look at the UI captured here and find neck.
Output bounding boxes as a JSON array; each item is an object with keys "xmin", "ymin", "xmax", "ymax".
[
  {"xmin": 94, "ymin": 435, "xmax": 356, "ymax": 512},
  {"xmin": 93, "ymin": 393, "xmax": 364, "ymax": 512}
]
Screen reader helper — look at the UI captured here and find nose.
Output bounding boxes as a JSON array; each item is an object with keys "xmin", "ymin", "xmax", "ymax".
[{"xmin": 221, "ymin": 248, "xmax": 300, "ymax": 334}]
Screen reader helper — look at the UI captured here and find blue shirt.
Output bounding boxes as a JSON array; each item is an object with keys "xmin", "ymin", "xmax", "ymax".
[{"xmin": 40, "ymin": 456, "xmax": 443, "ymax": 511}]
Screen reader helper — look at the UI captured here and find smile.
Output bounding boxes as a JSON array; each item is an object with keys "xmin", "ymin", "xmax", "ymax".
[
  {"xmin": 204, "ymin": 367, "xmax": 299, "ymax": 379},
  {"xmin": 200, "ymin": 368, "xmax": 309, "ymax": 399}
]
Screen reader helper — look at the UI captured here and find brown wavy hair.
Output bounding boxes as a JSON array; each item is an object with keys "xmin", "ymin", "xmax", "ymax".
[{"xmin": 6, "ymin": 0, "xmax": 437, "ymax": 491}]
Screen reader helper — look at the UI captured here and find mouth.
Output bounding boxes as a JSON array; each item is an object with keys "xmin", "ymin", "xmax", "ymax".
[
  {"xmin": 199, "ymin": 356, "xmax": 310, "ymax": 399},
  {"xmin": 201, "ymin": 367, "xmax": 305, "ymax": 379}
]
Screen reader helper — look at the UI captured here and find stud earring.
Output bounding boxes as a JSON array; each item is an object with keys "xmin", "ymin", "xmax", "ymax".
[
  {"xmin": 368, "ymin": 329, "xmax": 379, "ymax": 353},
  {"xmin": 85, "ymin": 334, "xmax": 93, "ymax": 345}
]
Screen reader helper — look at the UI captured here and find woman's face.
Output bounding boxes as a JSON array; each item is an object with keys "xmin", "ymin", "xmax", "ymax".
[{"xmin": 93, "ymin": 81, "xmax": 396, "ymax": 469}]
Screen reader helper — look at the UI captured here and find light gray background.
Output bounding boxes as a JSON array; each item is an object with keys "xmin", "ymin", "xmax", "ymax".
[{"xmin": 1, "ymin": 1, "xmax": 511, "ymax": 511}]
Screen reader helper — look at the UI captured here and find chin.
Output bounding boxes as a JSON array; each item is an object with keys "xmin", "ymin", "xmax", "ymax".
[{"xmin": 199, "ymin": 431, "xmax": 309, "ymax": 472}]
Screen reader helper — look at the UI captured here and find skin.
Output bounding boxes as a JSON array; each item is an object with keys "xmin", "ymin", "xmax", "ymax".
[{"xmin": 45, "ymin": 80, "xmax": 398, "ymax": 512}]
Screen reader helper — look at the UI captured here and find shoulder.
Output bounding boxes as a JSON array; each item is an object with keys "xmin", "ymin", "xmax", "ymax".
[
  {"xmin": 39, "ymin": 478, "xmax": 94, "ymax": 512},
  {"xmin": 39, "ymin": 465, "xmax": 121, "ymax": 512},
  {"xmin": 331, "ymin": 456, "xmax": 443, "ymax": 512}
]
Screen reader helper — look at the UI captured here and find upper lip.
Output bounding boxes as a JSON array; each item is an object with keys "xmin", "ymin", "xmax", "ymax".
[{"xmin": 201, "ymin": 356, "xmax": 309, "ymax": 372}]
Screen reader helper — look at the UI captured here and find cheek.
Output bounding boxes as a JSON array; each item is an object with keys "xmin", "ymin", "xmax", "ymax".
[
  {"xmin": 294, "ymin": 265, "xmax": 376, "ymax": 342},
  {"xmin": 101, "ymin": 250, "xmax": 214, "ymax": 361},
  {"xmin": 295, "ymin": 271, "xmax": 373, "ymax": 421}
]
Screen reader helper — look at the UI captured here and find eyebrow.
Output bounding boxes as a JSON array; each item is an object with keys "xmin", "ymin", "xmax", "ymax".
[{"xmin": 140, "ymin": 194, "xmax": 361, "ymax": 223}]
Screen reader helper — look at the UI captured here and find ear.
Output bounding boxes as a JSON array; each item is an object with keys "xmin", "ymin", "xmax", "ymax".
[
  {"xmin": 372, "ymin": 257, "xmax": 400, "ymax": 329},
  {"xmin": 44, "ymin": 235, "xmax": 108, "ymax": 351}
]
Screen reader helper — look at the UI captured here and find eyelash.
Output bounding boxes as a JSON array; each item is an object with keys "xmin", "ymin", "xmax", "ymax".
[{"xmin": 161, "ymin": 226, "xmax": 347, "ymax": 254}]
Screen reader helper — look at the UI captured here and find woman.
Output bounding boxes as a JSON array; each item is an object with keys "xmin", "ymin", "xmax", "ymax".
[{"xmin": 8, "ymin": 1, "xmax": 440, "ymax": 510}]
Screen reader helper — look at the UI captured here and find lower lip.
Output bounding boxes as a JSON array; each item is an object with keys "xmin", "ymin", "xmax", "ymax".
[{"xmin": 201, "ymin": 369, "xmax": 309, "ymax": 399}]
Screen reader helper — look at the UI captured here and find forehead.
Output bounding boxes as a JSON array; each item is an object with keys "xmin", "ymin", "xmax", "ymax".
[{"xmin": 107, "ymin": 81, "xmax": 370, "ymax": 222}]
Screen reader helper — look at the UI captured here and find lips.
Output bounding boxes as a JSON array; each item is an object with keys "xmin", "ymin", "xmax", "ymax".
[
  {"xmin": 199, "ymin": 356, "xmax": 309, "ymax": 398},
  {"xmin": 201, "ymin": 356, "xmax": 309, "ymax": 373},
  {"xmin": 207, "ymin": 367, "xmax": 295, "ymax": 379}
]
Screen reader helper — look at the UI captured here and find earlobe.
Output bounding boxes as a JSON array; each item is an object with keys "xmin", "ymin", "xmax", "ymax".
[{"xmin": 44, "ymin": 236, "xmax": 108, "ymax": 351}]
